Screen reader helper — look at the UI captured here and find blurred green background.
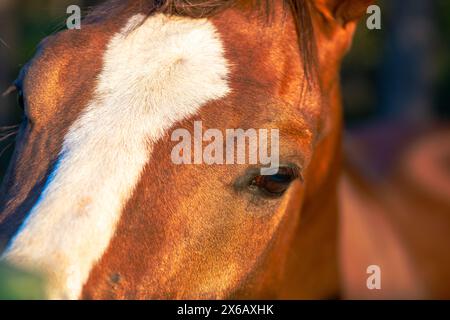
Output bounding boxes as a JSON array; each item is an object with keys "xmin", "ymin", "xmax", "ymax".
[
  {"xmin": 0, "ymin": 0, "xmax": 449, "ymax": 299},
  {"xmin": 0, "ymin": 262, "xmax": 45, "ymax": 299}
]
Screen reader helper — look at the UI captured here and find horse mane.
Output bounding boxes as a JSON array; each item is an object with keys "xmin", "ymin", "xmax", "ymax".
[{"xmin": 86, "ymin": 0, "xmax": 317, "ymax": 82}]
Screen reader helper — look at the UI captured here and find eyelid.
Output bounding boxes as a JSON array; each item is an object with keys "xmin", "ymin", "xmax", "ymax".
[{"xmin": 233, "ymin": 163, "xmax": 302, "ymax": 193}]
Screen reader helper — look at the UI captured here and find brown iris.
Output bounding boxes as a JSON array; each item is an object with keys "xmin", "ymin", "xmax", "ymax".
[{"xmin": 249, "ymin": 167, "xmax": 299, "ymax": 197}]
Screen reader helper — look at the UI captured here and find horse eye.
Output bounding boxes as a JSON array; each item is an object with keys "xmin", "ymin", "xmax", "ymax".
[
  {"xmin": 17, "ymin": 89, "xmax": 25, "ymax": 110},
  {"xmin": 249, "ymin": 167, "xmax": 299, "ymax": 197}
]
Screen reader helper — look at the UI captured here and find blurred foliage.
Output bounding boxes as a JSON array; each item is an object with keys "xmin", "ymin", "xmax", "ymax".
[
  {"xmin": 341, "ymin": 2, "xmax": 387, "ymax": 125},
  {"xmin": 435, "ymin": 0, "xmax": 450, "ymax": 118},
  {"xmin": 342, "ymin": 0, "xmax": 450, "ymax": 125},
  {"xmin": 0, "ymin": 262, "xmax": 45, "ymax": 300}
]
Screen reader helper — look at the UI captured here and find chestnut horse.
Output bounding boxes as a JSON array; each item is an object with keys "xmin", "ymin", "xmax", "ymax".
[{"xmin": 0, "ymin": 0, "xmax": 380, "ymax": 299}]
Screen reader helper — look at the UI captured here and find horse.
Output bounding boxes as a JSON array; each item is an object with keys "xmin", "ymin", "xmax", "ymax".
[{"xmin": 0, "ymin": 0, "xmax": 379, "ymax": 299}]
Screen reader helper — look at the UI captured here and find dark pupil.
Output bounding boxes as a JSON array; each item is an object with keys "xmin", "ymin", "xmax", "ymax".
[
  {"xmin": 17, "ymin": 90, "xmax": 24, "ymax": 110},
  {"xmin": 269, "ymin": 173, "xmax": 292, "ymax": 183}
]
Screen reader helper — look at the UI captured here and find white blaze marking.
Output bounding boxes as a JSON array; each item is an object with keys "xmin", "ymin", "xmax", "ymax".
[{"xmin": 1, "ymin": 14, "xmax": 230, "ymax": 299}]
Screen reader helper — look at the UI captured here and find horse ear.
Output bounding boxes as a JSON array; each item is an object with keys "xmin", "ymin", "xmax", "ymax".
[{"xmin": 312, "ymin": 0, "xmax": 376, "ymax": 26}]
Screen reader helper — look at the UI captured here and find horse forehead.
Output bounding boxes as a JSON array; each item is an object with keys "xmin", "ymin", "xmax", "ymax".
[
  {"xmin": 209, "ymin": 9, "xmax": 307, "ymax": 111},
  {"xmin": 24, "ymin": 8, "xmax": 301, "ymax": 120},
  {"xmin": 25, "ymin": 13, "xmax": 235, "ymax": 112}
]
